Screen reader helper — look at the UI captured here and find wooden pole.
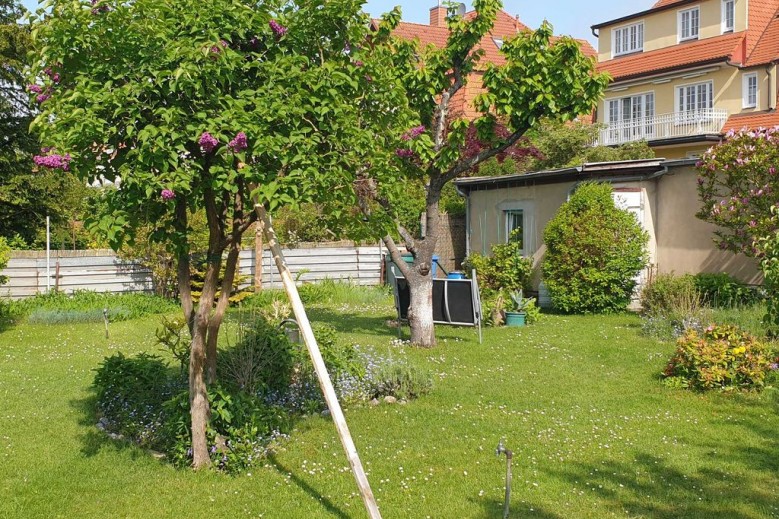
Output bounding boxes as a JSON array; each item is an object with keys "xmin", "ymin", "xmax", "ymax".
[
  {"xmin": 254, "ymin": 220, "xmax": 264, "ymax": 293},
  {"xmin": 253, "ymin": 202, "xmax": 381, "ymax": 519}
]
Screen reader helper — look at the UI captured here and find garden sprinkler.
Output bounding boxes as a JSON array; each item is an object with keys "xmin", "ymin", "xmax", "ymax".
[
  {"xmin": 496, "ymin": 438, "xmax": 513, "ymax": 519},
  {"xmin": 103, "ymin": 307, "xmax": 109, "ymax": 339}
]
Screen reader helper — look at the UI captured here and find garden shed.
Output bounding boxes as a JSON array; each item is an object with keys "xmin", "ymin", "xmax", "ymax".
[{"xmin": 454, "ymin": 158, "xmax": 761, "ymax": 292}]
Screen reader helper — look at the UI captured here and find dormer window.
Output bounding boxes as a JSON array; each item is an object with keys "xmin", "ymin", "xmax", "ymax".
[
  {"xmin": 722, "ymin": 0, "xmax": 735, "ymax": 32},
  {"xmin": 493, "ymin": 38, "xmax": 503, "ymax": 49},
  {"xmin": 679, "ymin": 7, "xmax": 700, "ymax": 41},
  {"xmin": 613, "ymin": 22, "xmax": 644, "ymax": 57}
]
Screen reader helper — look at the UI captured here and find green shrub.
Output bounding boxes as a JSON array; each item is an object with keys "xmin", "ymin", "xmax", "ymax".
[
  {"xmin": 9, "ymin": 290, "xmax": 178, "ymax": 322},
  {"xmin": 92, "ymin": 353, "xmax": 182, "ymax": 447},
  {"xmin": 217, "ymin": 318, "xmax": 296, "ymax": 395},
  {"xmin": 365, "ymin": 361, "xmax": 433, "ymax": 401},
  {"xmin": 693, "ymin": 273, "xmax": 760, "ymax": 308},
  {"xmin": 662, "ymin": 324, "xmax": 774, "ymax": 391},
  {"xmin": 463, "ymin": 231, "xmax": 532, "ymax": 293},
  {"xmin": 542, "ymin": 182, "xmax": 649, "ymax": 313},
  {"xmin": 641, "ymin": 272, "xmax": 697, "ymax": 315}
]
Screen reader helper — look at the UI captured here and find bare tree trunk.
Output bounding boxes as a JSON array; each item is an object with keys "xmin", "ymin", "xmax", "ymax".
[
  {"xmin": 175, "ymin": 196, "xmax": 194, "ymax": 336},
  {"xmin": 205, "ymin": 243, "xmax": 240, "ymax": 384},
  {"xmin": 407, "ymin": 272, "xmax": 436, "ymax": 346}
]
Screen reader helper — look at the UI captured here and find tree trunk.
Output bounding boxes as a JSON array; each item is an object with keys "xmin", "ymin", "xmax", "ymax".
[
  {"xmin": 205, "ymin": 244, "xmax": 240, "ymax": 384},
  {"xmin": 407, "ymin": 273, "xmax": 436, "ymax": 347},
  {"xmin": 189, "ymin": 322, "xmax": 210, "ymax": 469}
]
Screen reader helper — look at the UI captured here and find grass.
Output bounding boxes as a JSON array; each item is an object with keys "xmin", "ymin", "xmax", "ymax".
[{"xmin": 1, "ymin": 288, "xmax": 778, "ymax": 518}]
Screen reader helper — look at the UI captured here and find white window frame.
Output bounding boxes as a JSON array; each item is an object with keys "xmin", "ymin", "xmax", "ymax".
[
  {"xmin": 743, "ymin": 72, "xmax": 758, "ymax": 108},
  {"xmin": 675, "ymin": 80, "xmax": 714, "ymax": 122},
  {"xmin": 605, "ymin": 91, "xmax": 656, "ymax": 141},
  {"xmin": 612, "ymin": 21, "xmax": 644, "ymax": 57},
  {"xmin": 678, "ymin": 6, "xmax": 700, "ymax": 42},
  {"xmin": 722, "ymin": 0, "xmax": 735, "ymax": 33},
  {"xmin": 497, "ymin": 201, "xmax": 535, "ymax": 257}
]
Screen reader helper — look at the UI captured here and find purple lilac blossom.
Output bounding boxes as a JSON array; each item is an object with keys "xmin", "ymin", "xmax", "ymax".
[
  {"xmin": 199, "ymin": 132, "xmax": 218, "ymax": 153},
  {"xmin": 161, "ymin": 189, "xmax": 175, "ymax": 201},
  {"xmin": 34, "ymin": 153, "xmax": 71, "ymax": 171},
  {"xmin": 27, "ymin": 84, "xmax": 43, "ymax": 94},
  {"xmin": 269, "ymin": 19, "xmax": 287, "ymax": 37},
  {"xmin": 228, "ymin": 132, "xmax": 248, "ymax": 152}
]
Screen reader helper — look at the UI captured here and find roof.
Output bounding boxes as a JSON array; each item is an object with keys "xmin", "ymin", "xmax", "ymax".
[
  {"xmin": 592, "ymin": 0, "xmax": 698, "ymax": 30},
  {"xmin": 724, "ymin": 110, "xmax": 779, "ymax": 131},
  {"xmin": 390, "ymin": 9, "xmax": 596, "ymax": 65},
  {"xmin": 454, "ymin": 159, "xmax": 667, "ymax": 191},
  {"xmin": 597, "ymin": 32, "xmax": 745, "ymax": 82},
  {"xmin": 745, "ymin": 7, "xmax": 779, "ymax": 66}
]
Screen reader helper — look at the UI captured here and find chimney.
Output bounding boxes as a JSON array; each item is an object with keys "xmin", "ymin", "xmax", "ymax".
[{"xmin": 430, "ymin": 4, "xmax": 447, "ymax": 27}]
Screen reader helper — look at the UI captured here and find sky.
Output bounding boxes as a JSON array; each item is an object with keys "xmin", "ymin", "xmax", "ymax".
[{"xmin": 19, "ymin": 0, "xmax": 657, "ymax": 46}]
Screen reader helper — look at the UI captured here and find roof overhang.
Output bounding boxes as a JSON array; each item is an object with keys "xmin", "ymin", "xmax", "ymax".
[
  {"xmin": 592, "ymin": 0, "xmax": 700, "ymax": 31},
  {"xmin": 454, "ymin": 159, "xmax": 667, "ymax": 192}
]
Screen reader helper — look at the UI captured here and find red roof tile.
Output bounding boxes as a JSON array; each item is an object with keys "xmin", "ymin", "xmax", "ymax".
[
  {"xmin": 597, "ymin": 32, "xmax": 745, "ymax": 81},
  {"xmin": 745, "ymin": 1, "xmax": 779, "ymax": 61},
  {"xmin": 724, "ymin": 110, "xmax": 779, "ymax": 131},
  {"xmin": 652, "ymin": 0, "xmax": 690, "ymax": 7},
  {"xmin": 392, "ymin": 9, "xmax": 597, "ymax": 65},
  {"xmin": 746, "ymin": 7, "xmax": 779, "ymax": 66}
]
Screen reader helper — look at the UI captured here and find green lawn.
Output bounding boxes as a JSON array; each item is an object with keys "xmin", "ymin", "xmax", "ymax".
[{"xmin": 1, "ymin": 295, "xmax": 778, "ymax": 518}]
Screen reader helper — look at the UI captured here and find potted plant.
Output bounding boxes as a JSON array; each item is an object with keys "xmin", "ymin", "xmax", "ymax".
[{"xmin": 505, "ymin": 289, "xmax": 536, "ymax": 327}]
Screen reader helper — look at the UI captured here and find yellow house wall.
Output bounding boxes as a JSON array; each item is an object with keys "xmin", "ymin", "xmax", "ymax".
[
  {"xmin": 598, "ymin": 0, "xmax": 749, "ymax": 60},
  {"xmin": 465, "ymin": 166, "xmax": 760, "ymax": 290},
  {"xmin": 598, "ymin": 66, "xmax": 772, "ymax": 122},
  {"xmin": 466, "ymin": 181, "xmax": 659, "ymax": 289},
  {"xmin": 654, "ymin": 166, "xmax": 760, "ymax": 282}
]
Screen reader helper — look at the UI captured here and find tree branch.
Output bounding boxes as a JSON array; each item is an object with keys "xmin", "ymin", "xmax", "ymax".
[
  {"xmin": 383, "ymin": 234, "xmax": 413, "ymax": 279},
  {"xmin": 441, "ymin": 123, "xmax": 531, "ymax": 183}
]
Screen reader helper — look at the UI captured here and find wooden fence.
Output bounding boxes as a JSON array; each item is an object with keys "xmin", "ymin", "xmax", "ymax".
[{"xmin": 0, "ymin": 244, "xmax": 385, "ymax": 299}]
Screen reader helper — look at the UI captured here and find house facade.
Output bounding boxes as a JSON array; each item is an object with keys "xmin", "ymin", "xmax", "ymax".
[
  {"xmin": 454, "ymin": 160, "xmax": 760, "ymax": 294},
  {"xmin": 593, "ymin": 0, "xmax": 779, "ymax": 159}
]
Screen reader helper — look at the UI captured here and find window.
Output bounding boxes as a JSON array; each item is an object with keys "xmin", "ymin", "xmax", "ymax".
[
  {"xmin": 676, "ymin": 81, "xmax": 713, "ymax": 116},
  {"xmin": 743, "ymin": 73, "xmax": 758, "ymax": 108},
  {"xmin": 722, "ymin": 0, "xmax": 735, "ymax": 32},
  {"xmin": 613, "ymin": 22, "xmax": 644, "ymax": 56},
  {"xmin": 606, "ymin": 92, "xmax": 655, "ymax": 141},
  {"xmin": 505, "ymin": 210, "xmax": 524, "ymax": 251},
  {"xmin": 679, "ymin": 7, "xmax": 700, "ymax": 41}
]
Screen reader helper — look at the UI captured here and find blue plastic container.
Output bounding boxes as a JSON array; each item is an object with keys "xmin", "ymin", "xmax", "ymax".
[{"xmin": 447, "ymin": 271, "xmax": 466, "ymax": 280}]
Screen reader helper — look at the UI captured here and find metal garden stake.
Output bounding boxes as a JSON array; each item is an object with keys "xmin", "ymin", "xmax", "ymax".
[
  {"xmin": 103, "ymin": 307, "xmax": 109, "ymax": 339},
  {"xmin": 496, "ymin": 438, "xmax": 513, "ymax": 519}
]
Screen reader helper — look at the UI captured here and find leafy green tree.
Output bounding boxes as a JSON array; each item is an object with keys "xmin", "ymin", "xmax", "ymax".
[
  {"xmin": 1, "ymin": 0, "xmax": 92, "ymax": 246},
  {"xmin": 543, "ymin": 182, "xmax": 649, "ymax": 313},
  {"xmin": 360, "ymin": 1, "xmax": 609, "ymax": 345},
  {"xmin": 697, "ymin": 127, "xmax": 779, "ymax": 256},
  {"xmin": 31, "ymin": 0, "xmax": 400, "ymax": 468}
]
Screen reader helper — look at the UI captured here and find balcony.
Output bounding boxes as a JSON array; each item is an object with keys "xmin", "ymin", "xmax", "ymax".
[{"xmin": 599, "ymin": 109, "xmax": 729, "ymax": 146}]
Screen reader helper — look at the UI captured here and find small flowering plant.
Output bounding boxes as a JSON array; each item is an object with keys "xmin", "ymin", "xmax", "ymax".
[
  {"xmin": 696, "ymin": 126, "xmax": 779, "ymax": 257},
  {"xmin": 663, "ymin": 323, "xmax": 774, "ymax": 391}
]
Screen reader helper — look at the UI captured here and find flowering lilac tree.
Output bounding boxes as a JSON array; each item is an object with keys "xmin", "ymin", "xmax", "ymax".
[
  {"xmin": 362, "ymin": 1, "xmax": 609, "ymax": 346},
  {"xmin": 30, "ymin": 0, "xmax": 400, "ymax": 469},
  {"xmin": 697, "ymin": 127, "xmax": 779, "ymax": 256}
]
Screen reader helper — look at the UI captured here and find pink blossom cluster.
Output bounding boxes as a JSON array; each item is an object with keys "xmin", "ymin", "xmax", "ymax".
[
  {"xmin": 199, "ymin": 132, "xmax": 218, "ymax": 153},
  {"xmin": 36, "ymin": 93, "xmax": 51, "ymax": 104},
  {"xmin": 210, "ymin": 40, "xmax": 229, "ymax": 54},
  {"xmin": 161, "ymin": 189, "xmax": 175, "ymax": 201},
  {"xmin": 90, "ymin": 0, "xmax": 110, "ymax": 14},
  {"xmin": 269, "ymin": 19, "xmax": 287, "ymax": 37},
  {"xmin": 33, "ymin": 152, "xmax": 71, "ymax": 171},
  {"xmin": 401, "ymin": 125, "xmax": 426, "ymax": 141},
  {"xmin": 27, "ymin": 84, "xmax": 42, "ymax": 94},
  {"xmin": 228, "ymin": 132, "xmax": 248, "ymax": 152},
  {"xmin": 395, "ymin": 148, "xmax": 416, "ymax": 159}
]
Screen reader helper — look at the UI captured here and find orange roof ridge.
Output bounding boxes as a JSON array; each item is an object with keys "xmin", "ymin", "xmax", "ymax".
[
  {"xmin": 598, "ymin": 32, "xmax": 746, "ymax": 82},
  {"xmin": 745, "ymin": 6, "xmax": 779, "ymax": 66}
]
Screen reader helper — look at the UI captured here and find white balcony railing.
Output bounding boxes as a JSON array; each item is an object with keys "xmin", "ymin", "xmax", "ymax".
[{"xmin": 598, "ymin": 108, "xmax": 729, "ymax": 146}]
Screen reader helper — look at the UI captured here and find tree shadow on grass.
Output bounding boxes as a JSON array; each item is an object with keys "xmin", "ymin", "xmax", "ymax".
[
  {"xmin": 467, "ymin": 496, "xmax": 563, "ymax": 519},
  {"xmin": 70, "ymin": 395, "xmax": 155, "ymax": 460},
  {"xmin": 545, "ymin": 451, "xmax": 777, "ymax": 518},
  {"xmin": 266, "ymin": 454, "xmax": 351, "ymax": 519}
]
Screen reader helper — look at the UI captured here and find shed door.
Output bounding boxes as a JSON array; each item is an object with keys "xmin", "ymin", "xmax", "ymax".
[{"xmin": 612, "ymin": 189, "xmax": 646, "ymax": 297}]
